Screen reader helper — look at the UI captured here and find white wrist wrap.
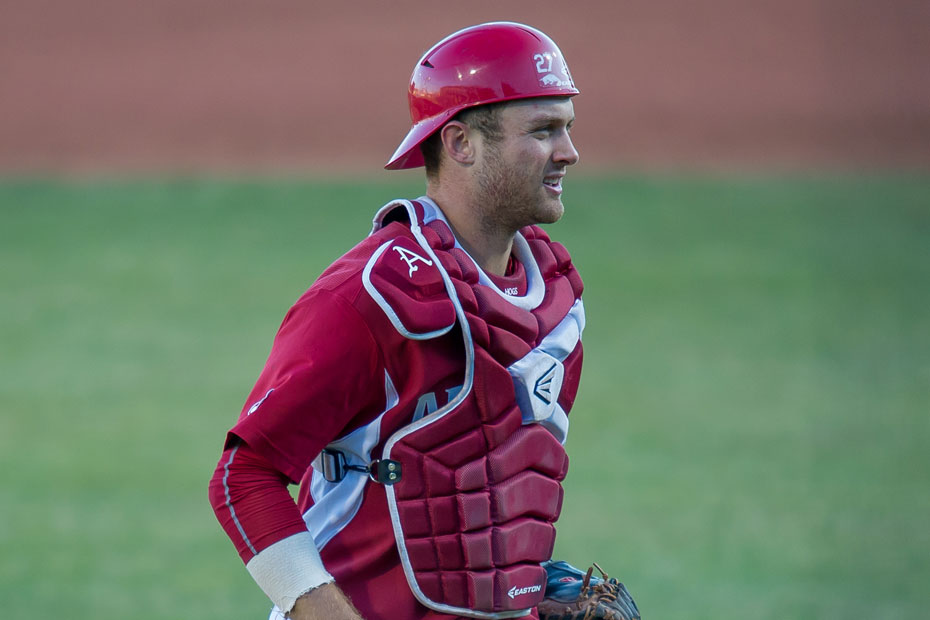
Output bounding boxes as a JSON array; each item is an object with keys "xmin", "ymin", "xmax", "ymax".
[{"xmin": 246, "ymin": 531, "xmax": 334, "ymax": 613}]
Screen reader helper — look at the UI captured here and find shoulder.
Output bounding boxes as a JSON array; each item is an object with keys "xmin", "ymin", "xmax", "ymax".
[
  {"xmin": 270, "ymin": 224, "xmax": 414, "ymax": 350},
  {"xmin": 521, "ymin": 224, "xmax": 584, "ymax": 296},
  {"xmin": 520, "ymin": 224, "xmax": 573, "ymax": 267},
  {"xmin": 290, "ymin": 220, "xmax": 456, "ymax": 341},
  {"xmin": 361, "ymin": 227, "xmax": 457, "ymax": 340},
  {"xmin": 308, "ymin": 222, "xmax": 415, "ymax": 298}
]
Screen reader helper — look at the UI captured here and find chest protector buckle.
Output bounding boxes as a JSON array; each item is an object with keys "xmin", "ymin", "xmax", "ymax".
[{"xmin": 321, "ymin": 448, "xmax": 402, "ymax": 485}]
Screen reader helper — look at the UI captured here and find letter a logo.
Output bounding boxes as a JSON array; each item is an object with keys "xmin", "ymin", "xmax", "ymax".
[{"xmin": 393, "ymin": 245, "xmax": 433, "ymax": 278}]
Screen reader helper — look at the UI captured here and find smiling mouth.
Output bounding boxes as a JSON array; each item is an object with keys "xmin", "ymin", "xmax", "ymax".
[{"xmin": 543, "ymin": 175, "xmax": 564, "ymax": 193}]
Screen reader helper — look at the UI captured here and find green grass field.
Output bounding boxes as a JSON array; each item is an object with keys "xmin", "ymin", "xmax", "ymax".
[{"xmin": 1, "ymin": 174, "xmax": 928, "ymax": 619}]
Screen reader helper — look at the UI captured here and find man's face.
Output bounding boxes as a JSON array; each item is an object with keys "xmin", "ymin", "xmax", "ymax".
[{"xmin": 471, "ymin": 98, "xmax": 579, "ymax": 234}]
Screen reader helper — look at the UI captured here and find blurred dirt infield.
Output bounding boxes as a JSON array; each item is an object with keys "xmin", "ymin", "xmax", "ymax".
[{"xmin": 2, "ymin": 0, "xmax": 928, "ymax": 176}]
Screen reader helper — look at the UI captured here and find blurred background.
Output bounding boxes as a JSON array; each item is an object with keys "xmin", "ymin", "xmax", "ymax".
[
  {"xmin": 1, "ymin": 1, "xmax": 928, "ymax": 619},
  {"xmin": 3, "ymin": 0, "xmax": 929, "ymax": 174}
]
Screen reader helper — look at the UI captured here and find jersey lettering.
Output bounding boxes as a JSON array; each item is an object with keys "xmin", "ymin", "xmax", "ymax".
[
  {"xmin": 411, "ymin": 392, "xmax": 437, "ymax": 422},
  {"xmin": 411, "ymin": 385, "xmax": 463, "ymax": 422},
  {"xmin": 445, "ymin": 385, "xmax": 462, "ymax": 401}
]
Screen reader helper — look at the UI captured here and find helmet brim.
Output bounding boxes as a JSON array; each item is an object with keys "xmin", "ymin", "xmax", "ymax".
[{"xmin": 384, "ymin": 109, "xmax": 458, "ymax": 170}]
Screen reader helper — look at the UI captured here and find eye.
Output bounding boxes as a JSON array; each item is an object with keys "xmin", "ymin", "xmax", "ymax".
[{"xmin": 530, "ymin": 125, "xmax": 553, "ymax": 138}]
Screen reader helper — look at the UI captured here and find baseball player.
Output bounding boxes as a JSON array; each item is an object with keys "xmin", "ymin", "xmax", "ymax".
[{"xmin": 208, "ymin": 22, "xmax": 639, "ymax": 620}]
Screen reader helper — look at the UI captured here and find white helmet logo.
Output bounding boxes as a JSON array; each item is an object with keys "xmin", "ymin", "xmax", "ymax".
[{"xmin": 533, "ymin": 53, "xmax": 572, "ymax": 88}]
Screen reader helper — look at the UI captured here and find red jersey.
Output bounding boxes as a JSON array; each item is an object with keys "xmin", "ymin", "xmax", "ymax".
[{"xmin": 210, "ymin": 197, "xmax": 583, "ymax": 619}]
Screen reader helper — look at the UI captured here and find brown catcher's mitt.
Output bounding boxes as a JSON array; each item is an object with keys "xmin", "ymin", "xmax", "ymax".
[{"xmin": 536, "ymin": 560, "xmax": 641, "ymax": 620}]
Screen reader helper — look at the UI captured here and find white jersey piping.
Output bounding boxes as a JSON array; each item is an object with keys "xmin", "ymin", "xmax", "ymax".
[{"xmin": 222, "ymin": 443, "xmax": 258, "ymax": 556}]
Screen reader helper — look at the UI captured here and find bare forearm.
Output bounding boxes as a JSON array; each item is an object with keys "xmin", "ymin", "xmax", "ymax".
[{"xmin": 287, "ymin": 582, "xmax": 364, "ymax": 620}]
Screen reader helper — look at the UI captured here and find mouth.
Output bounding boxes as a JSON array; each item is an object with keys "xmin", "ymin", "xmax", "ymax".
[{"xmin": 543, "ymin": 173, "xmax": 565, "ymax": 195}]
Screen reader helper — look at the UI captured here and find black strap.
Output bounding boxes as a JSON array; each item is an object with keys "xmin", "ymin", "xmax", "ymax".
[{"xmin": 320, "ymin": 448, "xmax": 402, "ymax": 485}]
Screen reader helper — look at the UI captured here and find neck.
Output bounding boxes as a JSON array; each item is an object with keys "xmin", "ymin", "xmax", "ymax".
[{"xmin": 426, "ymin": 187, "xmax": 514, "ymax": 277}]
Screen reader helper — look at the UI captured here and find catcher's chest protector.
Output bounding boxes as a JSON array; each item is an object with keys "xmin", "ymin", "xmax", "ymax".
[{"xmin": 366, "ymin": 200, "xmax": 585, "ymax": 618}]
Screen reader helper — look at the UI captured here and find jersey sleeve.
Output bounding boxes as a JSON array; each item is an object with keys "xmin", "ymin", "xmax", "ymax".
[
  {"xmin": 209, "ymin": 439, "xmax": 312, "ymax": 562},
  {"xmin": 227, "ymin": 288, "xmax": 385, "ymax": 484},
  {"xmin": 208, "ymin": 439, "xmax": 335, "ymax": 610}
]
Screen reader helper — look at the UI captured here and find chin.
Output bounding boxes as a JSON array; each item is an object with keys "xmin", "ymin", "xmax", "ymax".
[{"xmin": 535, "ymin": 199, "xmax": 565, "ymax": 225}]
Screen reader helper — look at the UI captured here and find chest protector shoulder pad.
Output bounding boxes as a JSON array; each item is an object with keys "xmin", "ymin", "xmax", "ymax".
[{"xmin": 363, "ymin": 226, "xmax": 457, "ymax": 339}]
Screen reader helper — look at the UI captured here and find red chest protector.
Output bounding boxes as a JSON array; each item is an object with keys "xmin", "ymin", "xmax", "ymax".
[{"xmin": 365, "ymin": 199, "xmax": 585, "ymax": 618}]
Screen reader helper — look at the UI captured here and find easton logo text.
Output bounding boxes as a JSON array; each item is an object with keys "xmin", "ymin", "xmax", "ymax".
[{"xmin": 507, "ymin": 584, "xmax": 543, "ymax": 599}]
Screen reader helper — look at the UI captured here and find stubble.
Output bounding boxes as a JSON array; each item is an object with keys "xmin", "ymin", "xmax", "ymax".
[{"xmin": 472, "ymin": 144, "xmax": 563, "ymax": 238}]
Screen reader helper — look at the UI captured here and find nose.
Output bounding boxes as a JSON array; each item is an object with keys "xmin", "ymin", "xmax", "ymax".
[{"xmin": 554, "ymin": 130, "xmax": 580, "ymax": 166}]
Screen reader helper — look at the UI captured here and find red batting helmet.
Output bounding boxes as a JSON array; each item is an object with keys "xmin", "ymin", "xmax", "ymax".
[{"xmin": 385, "ymin": 22, "xmax": 579, "ymax": 170}]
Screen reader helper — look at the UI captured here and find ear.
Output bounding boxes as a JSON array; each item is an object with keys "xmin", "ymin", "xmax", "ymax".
[{"xmin": 439, "ymin": 121, "xmax": 476, "ymax": 166}]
